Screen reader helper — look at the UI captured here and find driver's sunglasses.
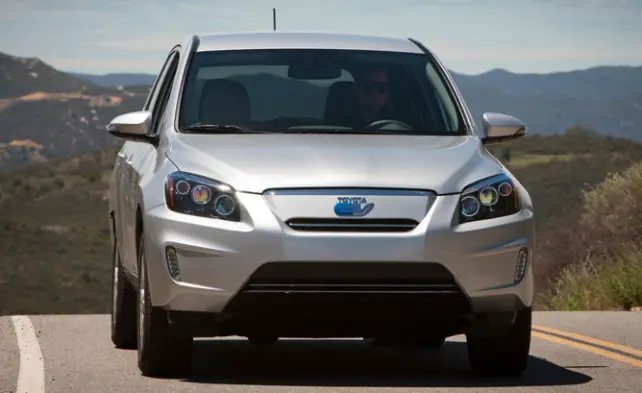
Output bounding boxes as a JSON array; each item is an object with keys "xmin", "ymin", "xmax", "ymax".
[{"xmin": 359, "ymin": 81, "xmax": 388, "ymax": 94}]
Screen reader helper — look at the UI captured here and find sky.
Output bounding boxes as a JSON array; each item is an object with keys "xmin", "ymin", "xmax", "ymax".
[{"xmin": 0, "ymin": 0, "xmax": 640, "ymax": 76}]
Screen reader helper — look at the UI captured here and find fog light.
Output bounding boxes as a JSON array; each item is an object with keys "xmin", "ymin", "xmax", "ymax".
[
  {"xmin": 514, "ymin": 247, "xmax": 529, "ymax": 283},
  {"xmin": 165, "ymin": 246, "xmax": 181, "ymax": 281}
]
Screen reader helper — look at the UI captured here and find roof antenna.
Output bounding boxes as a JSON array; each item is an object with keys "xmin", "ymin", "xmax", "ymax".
[{"xmin": 273, "ymin": 7, "xmax": 276, "ymax": 31}]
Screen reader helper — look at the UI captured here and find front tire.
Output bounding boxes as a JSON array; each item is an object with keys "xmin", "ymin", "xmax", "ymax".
[
  {"xmin": 111, "ymin": 237, "xmax": 137, "ymax": 349},
  {"xmin": 466, "ymin": 307, "xmax": 532, "ymax": 377},
  {"xmin": 137, "ymin": 234, "xmax": 193, "ymax": 377}
]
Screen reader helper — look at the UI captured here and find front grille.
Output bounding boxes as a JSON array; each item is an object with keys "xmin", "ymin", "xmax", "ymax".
[
  {"xmin": 285, "ymin": 218, "xmax": 419, "ymax": 232},
  {"xmin": 242, "ymin": 264, "xmax": 462, "ymax": 295}
]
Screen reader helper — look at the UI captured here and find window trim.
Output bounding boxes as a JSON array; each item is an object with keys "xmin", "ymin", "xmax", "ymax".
[
  {"xmin": 424, "ymin": 62, "xmax": 459, "ymax": 132},
  {"xmin": 150, "ymin": 52, "xmax": 180, "ymax": 136},
  {"xmin": 144, "ymin": 50, "xmax": 175, "ymax": 111},
  {"xmin": 408, "ymin": 38, "xmax": 475, "ymax": 136}
]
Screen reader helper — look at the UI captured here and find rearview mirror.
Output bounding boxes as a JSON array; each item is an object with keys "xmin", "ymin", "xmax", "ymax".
[
  {"xmin": 481, "ymin": 112, "xmax": 527, "ymax": 145},
  {"xmin": 106, "ymin": 111, "xmax": 154, "ymax": 143},
  {"xmin": 288, "ymin": 63, "xmax": 342, "ymax": 80}
]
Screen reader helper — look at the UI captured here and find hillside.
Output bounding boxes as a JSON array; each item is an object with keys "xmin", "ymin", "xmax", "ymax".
[
  {"xmin": 0, "ymin": 52, "xmax": 113, "ymax": 98},
  {"xmin": 538, "ymin": 160, "xmax": 642, "ymax": 311},
  {"xmin": 2, "ymin": 130, "xmax": 642, "ymax": 314},
  {"xmin": 0, "ymin": 147, "xmax": 118, "ymax": 314},
  {"xmin": 69, "ymin": 72, "xmax": 157, "ymax": 88},
  {"xmin": 0, "ymin": 52, "xmax": 148, "ymax": 171}
]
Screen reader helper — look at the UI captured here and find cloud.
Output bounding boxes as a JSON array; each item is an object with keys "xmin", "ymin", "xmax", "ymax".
[
  {"xmin": 44, "ymin": 57, "xmax": 163, "ymax": 73},
  {"xmin": 87, "ymin": 34, "xmax": 181, "ymax": 52},
  {"xmin": 435, "ymin": 42, "xmax": 642, "ymax": 64},
  {"xmin": 2, "ymin": 0, "xmax": 640, "ymax": 75},
  {"xmin": 0, "ymin": 0, "xmax": 33, "ymax": 19},
  {"xmin": 532, "ymin": 0, "xmax": 638, "ymax": 6}
]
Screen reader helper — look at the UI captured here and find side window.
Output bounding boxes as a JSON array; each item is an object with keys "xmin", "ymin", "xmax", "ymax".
[{"xmin": 150, "ymin": 54, "xmax": 180, "ymax": 135}]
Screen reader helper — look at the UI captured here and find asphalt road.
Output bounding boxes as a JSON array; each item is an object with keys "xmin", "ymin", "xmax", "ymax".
[{"xmin": 1, "ymin": 312, "xmax": 641, "ymax": 393}]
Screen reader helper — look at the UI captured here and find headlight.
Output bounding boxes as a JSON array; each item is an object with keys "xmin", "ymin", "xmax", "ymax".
[
  {"xmin": 164, "ymin": 171, "xmax": 240, "ymax": 221},
  {"xmin": 458, "ymin": 173, "xmax": 520, "ymax": 224}
]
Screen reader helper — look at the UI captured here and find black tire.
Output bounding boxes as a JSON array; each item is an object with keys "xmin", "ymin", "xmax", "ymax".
[
  {"xmin": 110, "ymin": 237, "xmax": 137, "ymax": 349},
  {"xmin": 137, "ymin": 234, "xmax": 193, "ymax": 377},
  {"xmin": 466, "ymin": 307, "xmax": 532, "ymax": 377}
]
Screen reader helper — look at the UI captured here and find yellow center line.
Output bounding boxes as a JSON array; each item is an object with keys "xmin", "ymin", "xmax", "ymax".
[
  {"xmin": 532, "ymin": 331, "xmax": 642, "ymax": 368},
  {"xmin": 533, "ymin": 324, "xmax": 642, "ymax": 358}
]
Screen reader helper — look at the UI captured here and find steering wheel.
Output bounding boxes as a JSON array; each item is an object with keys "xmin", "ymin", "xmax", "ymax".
[{"xmin": 363, "ymin": 119, "xmax": 413, "ymax": 130}]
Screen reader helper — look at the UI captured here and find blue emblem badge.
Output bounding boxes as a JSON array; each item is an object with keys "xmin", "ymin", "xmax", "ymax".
[{"xmin": 334, "ymin": 196, "xmax": 375, "ymax": 217}]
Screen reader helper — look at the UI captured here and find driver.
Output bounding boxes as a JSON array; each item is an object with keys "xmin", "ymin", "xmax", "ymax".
[{"xmin": 352, "ymin": 66, "xmax": 393, "ymax": 127}]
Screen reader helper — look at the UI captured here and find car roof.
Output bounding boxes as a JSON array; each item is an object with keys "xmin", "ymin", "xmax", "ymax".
[{"xmin": 190, "ymin": 31, "xmax": 425, "ymax": 54}]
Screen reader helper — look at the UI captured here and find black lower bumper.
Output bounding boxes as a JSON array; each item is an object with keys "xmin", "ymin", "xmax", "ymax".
[{"xmin": 166, "ymin": 261, "xmax": 517, "ymax": 338}]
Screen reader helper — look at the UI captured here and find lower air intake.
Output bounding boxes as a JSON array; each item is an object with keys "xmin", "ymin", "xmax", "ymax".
[{"xmin": 223, "ymin": 261, "xmax": 472, "ymax": 316}]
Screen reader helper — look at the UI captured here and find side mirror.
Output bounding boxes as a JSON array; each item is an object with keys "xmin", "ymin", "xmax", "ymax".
[
  {"xmin": 481, "ymin": 112, "xmax": 527, "ymax": 145},
  {"xmin": 106, "ymin": 111, "xmax": 155, "ymax": 143}
]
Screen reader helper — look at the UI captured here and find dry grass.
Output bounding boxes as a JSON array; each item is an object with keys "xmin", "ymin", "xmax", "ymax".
[
  {"xmin": 538, "ymin": 161, "xmax": 642, "ymax": 310},
  {"xmin": 541, "ymin": 246, "xmax": 642, "ymax": 310},
  {"xmin": 16, "ymin": 91, "xmax": 122, "ymax": 106},
  {"xmin": 0, "ymin": 148, "xmax": 118, "ymax": 315},
  {"xmin": 507, "ymin": 153, "xmax": 591, "ymax": 169}
]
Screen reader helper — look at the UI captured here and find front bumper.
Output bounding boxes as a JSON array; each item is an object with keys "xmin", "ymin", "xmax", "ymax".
[{"xmin": 143, "ymin": 190, "xmax": 535, "ymax": 321}]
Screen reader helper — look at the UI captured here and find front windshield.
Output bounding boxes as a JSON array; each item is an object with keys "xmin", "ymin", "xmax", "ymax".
[{"xmin": 178, "ymin": 48, "xmax": 466, "ymax": 135}]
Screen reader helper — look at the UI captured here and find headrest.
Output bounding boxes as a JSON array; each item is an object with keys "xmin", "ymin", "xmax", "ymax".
[
  {"xmin": 198, "ymin": 78, "xmax": 251, "ymax": 124},
  {"xmin": 324, "ymin": 81, "xmax": 356, "ymax": 122}
]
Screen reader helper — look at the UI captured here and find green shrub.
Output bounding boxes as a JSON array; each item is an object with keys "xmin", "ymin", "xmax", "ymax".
[
  {"xmin": 542, "ymin": 245, "xmax": 642, "ymax": 310},
  {"xmin": 54, "ymin": 177, "xmax": 65, "ymax": 189},
  {"xmin": 541, "ymin": 162, "xmax": 642, "ymax": 310}
]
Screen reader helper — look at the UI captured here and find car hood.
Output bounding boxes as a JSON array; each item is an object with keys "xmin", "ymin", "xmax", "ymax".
[{"xmin": 165, "ymin": 133, "xmax": 504, "ymax": 195}]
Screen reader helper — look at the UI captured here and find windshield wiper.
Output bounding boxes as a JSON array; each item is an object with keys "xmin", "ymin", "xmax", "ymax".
[{"xmin": 182, "ymin": 123, "xmax": 269, "ymax": 134}]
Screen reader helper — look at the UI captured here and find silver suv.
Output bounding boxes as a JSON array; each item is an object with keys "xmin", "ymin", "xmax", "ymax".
[{"xmin": 107, "ymin": 31, "xmax": 535, "ymax": 378}]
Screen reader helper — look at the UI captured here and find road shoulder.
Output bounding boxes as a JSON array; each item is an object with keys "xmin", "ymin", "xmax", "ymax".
[
  {"xmin": 0, "ymin": 316, "xmax": 20, "ymax": 393},
  {"xmin": 533, "ymin": 311, "xmax": 642, "ymax": 350}
]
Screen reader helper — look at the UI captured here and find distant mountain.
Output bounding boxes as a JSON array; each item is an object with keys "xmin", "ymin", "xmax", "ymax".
[
  {"xmin": 65, "ymin": 65, "xmax": 642, "ymax": 102},
  {"xmin": 456, "ymin": 84, "xmax": 642, "ymax": 141},
  {"xmin": 0, "ymin": 52, "xmax": 148, "ymax": 171},
  {"xmin": 451, "ymin": 66, "xmax": 642, "ymax": 140},
  {"xmin": 64, "ymin": 65, "xmax": 642, "ymax": 140},
  {"xmin": 0, "ymin": 52, "xmax": 113, "ymax": 99},
  {"xmin": 69, "ymin": 72, "xmax": 157, "ymax": 88},
  {"xmin": 453, "ymin": 66, "xmax": 642, "ymax": 102}
]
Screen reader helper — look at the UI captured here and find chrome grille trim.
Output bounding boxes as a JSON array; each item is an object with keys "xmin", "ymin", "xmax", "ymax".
[{"xmin": 285, "ymin": 218, "xmax": 419, "ymax": 232}]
